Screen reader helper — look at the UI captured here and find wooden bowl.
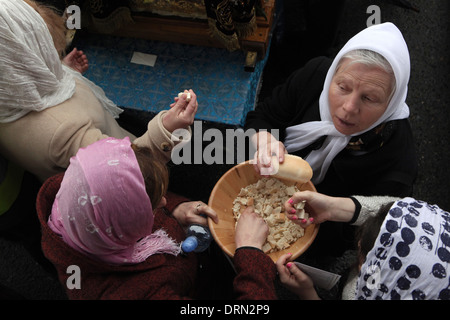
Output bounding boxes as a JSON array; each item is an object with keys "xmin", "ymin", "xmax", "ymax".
[{"xmin": 208, "ymin": 159, "xmax": 319, "ymax": 263}]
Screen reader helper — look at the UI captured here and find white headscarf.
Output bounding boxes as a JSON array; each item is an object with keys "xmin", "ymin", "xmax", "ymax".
[
  {"xmin": 284, "ymin": 22, "xmax": 410, "ymax": 184},
  {"xmin": 356, "ymin": 197, "xmax": 450, "ymax": 300},
  {"xmin": 0, "ymin": 0, "xmax": 122, "ymax": 123}
]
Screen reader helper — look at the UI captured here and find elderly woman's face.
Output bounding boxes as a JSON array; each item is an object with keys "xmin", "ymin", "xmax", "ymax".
[{"xmin": 328, "ymin": 59, "xmax": 393, "ymax": 135}]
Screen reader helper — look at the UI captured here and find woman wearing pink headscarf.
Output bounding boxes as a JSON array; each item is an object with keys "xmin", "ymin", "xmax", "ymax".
[{"xmin": 37, "ymin": 137, "xmax": 277, "ymax": 300}]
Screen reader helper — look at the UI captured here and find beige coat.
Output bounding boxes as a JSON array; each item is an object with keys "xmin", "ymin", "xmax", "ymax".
[{"xmin": 0, "ymin": 79, "xmax": 181, "ymax": 182}]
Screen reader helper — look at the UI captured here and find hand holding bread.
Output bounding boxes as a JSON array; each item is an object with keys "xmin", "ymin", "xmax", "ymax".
[
  {"xmin": 285, "ymin": 191, "xmax": 356, "ymax": 226},
  {"xmin": 271, "ymin": 154, "xmax": 313, "ymax": 183},
  {"xmin": 163, "ymin": 89, "xmax": 197, "ymax": 132}
]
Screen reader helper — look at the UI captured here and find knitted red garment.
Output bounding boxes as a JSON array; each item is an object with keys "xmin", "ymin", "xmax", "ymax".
[{"xmin": 233, "ymin": 248, "xmax": 278, "ymax": 300}]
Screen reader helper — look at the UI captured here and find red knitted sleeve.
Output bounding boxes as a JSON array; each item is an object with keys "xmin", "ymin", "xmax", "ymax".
[
  {"xmin": 233, "ymin": 247, "xmax": 278, "ymax": 300},
  {"xmin": 163, "ymin": 191, "xmax": 190, "ymax": 214}
]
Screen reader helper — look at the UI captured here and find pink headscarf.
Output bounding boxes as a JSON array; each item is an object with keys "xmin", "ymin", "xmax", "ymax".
[{"xmin": 48, "ymin": 137, "xmax": 180, "ymax": 265}]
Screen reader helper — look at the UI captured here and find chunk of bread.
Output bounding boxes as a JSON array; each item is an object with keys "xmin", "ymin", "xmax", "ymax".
[
  {"xmin": 271, "ymin": 154, "xmax": 313, "ymax": 183},
  {"xmin": 178, "ymin": 91, "xmax": 191, "ymax": 102}
]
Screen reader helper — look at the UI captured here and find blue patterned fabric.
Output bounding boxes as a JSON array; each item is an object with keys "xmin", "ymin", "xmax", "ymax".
[{"xmin": 75, "ymin": 34, "xmax": 268, "ymax": 126}]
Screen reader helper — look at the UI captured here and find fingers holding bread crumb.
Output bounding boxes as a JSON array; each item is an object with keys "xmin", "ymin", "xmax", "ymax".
[{"xmin": 178, "ymin": 91, "xmax": 191, "ymax": 102}]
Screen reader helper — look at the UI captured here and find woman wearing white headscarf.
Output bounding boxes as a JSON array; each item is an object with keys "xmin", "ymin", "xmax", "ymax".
[
  {"xmin": 245, "ymin": 22, "xmax": 417, "ymax": 198},
  {"xmin": 245, "ymin": 23, "xmax": 418, "ymax": 256},
  {"xmin": 0, "ymin": 0, "xmax": 195, "ymax": 182}
]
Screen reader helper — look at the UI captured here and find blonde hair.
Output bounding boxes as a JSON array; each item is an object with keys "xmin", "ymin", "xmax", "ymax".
[
  {"xmin": 337, "ymin": 49, "xmax": 396, "ymax": 102},
  {"xmin": 23, "ymin": 0, "xmax": 67, "ymax": 58},
  {"xmin": 131, "ymin": 144, "xmax": 169, "ymax": 209}
]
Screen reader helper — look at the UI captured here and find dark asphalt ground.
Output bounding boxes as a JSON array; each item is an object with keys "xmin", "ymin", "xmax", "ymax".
[{"xmin": 0, "ymin": 0, "xmax": 448, "ymax": 300}]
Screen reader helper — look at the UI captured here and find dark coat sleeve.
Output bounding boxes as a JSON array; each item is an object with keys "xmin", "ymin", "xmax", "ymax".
[
  {"xmin": 232, "ymin": 247, "xmax": 278, "ymax": 300},
  {"xmin": 163, "ymin": 191, "xmax": 190, "ymax": 216}
]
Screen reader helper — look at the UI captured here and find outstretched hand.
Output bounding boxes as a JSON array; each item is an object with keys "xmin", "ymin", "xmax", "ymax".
[
  {"xmin": 250, "ymin": 131, "xmax": 287, "ymax": 176},
  {"xmin": 163, "ymin": 89, "xmax": 198, "ymax": 132},
  {"xmin": 235, "ymin": 207, "xmax": 269, "ymax": 250},
  {"xmin": 285, "ymin": 191, "xmax": 356, "ymax": 227},
  {"xmin": 276, "ymin": 253, "xmax": 320, "ymax": 300},
  {"xmin": 62, "ymin": 48, "xmax": 89, "ymax": 74},
  {"xmin": 171, "ymin": 201, "xmax": 218, "ymax": 230}
]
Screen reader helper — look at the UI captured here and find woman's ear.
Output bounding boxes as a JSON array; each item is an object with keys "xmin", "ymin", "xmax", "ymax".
[{"xmin": 156, "ymin": 196, "xmax": 167, "ymax": 209}]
